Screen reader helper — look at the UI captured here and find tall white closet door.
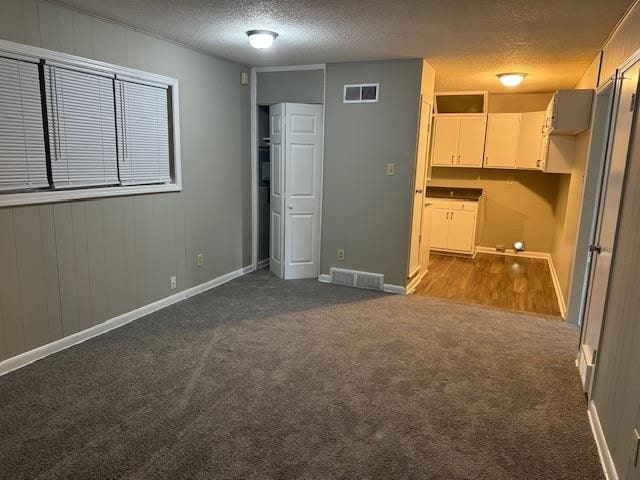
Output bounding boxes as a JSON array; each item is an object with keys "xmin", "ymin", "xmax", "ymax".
[{"xmin": 269, "ymin": 103, "xmax": 285, "ymax": 279}]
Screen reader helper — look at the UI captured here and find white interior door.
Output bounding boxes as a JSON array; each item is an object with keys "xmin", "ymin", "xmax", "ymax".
[
  {"xmin": 581, "ymin": 60, "xmax": 640, "ymax": 388},
  {"xmin": 408, "ymin": 98, "xmax": 432, "ymax": 279},
  {"xmin": 269, "ymin": 103, "xmax": 285, "ymax": 278},
  {"xmin": 419, "ymin": 203, "xmax": 432, "ymax": 272},
  {"xmin": 283, "ymin": 103, "xmax": 324, "ymax": 280}
]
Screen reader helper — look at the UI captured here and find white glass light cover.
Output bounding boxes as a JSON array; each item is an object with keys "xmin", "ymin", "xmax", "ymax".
[
  {"xmin": 498, "ymin": 73, "xmax": 526, "ymax": 87},
  {"xmin": 247, "ymin": 30, "xmax": 278, "ymax": 49}
]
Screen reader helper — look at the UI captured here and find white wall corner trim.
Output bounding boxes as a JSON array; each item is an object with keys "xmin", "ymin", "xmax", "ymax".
[
  {"xmin": 588, "ymin": 401, "xmax": 619, "ymax": 480},
  {"xmin": 0, "ymin": 265, "xmax": 254, "ymax": 377},
  {"xmin": 474, "ymin": 246, "xmax": 566, "ymax": 318}
]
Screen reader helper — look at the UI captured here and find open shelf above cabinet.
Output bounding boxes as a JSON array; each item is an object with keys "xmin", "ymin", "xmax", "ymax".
[{"xmin": 434, "ymin": 91, "xmax": 488, "ymax": 115}]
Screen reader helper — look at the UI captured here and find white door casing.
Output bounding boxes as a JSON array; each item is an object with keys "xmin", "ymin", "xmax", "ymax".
[
  {"xmin": 581, "ymin": 61, "xmax": 640, "ymax": 378},
  {"xmin": 282, "ymin": 103, "xmax": 324, "ymax": 280},
  {"xmin": 408, "ymin": 98, "xmax": 432, "ymax": 279},
  {"xmin": 269, "ymin": 103, "xmax": 285, "ymax": 278}
]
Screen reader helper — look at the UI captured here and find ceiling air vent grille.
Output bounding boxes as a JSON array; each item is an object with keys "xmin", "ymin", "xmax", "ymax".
[
  {"xmin": 343, "ymin": 83, "xmax": 379, "ymax": 104},
  {"xmin": 330, "ymin": 268, "xmax": 384, "ymax": 291}
]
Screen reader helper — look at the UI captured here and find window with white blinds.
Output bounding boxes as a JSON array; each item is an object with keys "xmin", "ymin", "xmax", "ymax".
[
  {"xmin": 115, "ymin": 79, "xmax": 171, "ymax": 185},
  {"xmin": 0, "ymin": 56, "xmax": 48, "ymax": 192},
  {"xmin": 0, "ymin": 39, "xmax": 180, "ymax": 207},
  {"xmin": 44, "ymin": 65, "xmax": 119, "ymax": 189}
]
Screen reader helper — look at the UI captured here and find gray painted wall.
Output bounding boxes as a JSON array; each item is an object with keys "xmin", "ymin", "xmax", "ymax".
[
  {"xmin": 256, "ymin": 70, "xmax": 324, "ymax": 105},
  {"xmin": 591, "ymin": 106, "xmax": 640, "ymax": 480},
  {"xmin": 0, "ymin": 0, "xmax": 251, "ymax": 361},
  {"xmin": 321, "ymin": 60, "xmax": 422, "ymax": 287}
]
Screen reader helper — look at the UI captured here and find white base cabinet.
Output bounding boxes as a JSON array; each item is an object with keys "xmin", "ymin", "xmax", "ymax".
[{"xmin": 428, "ymin": 199, "xmax": 478, "ymax": 255}]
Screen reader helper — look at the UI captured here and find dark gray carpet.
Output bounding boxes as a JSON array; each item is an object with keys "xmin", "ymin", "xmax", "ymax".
[{"xmin": 0, "ymin": 269, "xmax": 603, "ymax": 479}]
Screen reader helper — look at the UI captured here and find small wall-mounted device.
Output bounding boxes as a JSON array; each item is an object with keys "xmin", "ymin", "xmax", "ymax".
[
  {"xmin": 240, "ymin": 72, "xmax": 249, "ymax": 85},
  {"xmin": 513, "ymin": 241, "xmax": 526, "ymax": 253}
]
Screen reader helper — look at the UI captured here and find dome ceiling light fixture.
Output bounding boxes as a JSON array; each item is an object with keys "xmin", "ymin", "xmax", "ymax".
[
  {"xmin": 497, "ymin": 73, "xmax": 527, "ymax": 87},
  {"xmin": 246, "ymin": 30, "xmax": 278, "ymax": 49}
]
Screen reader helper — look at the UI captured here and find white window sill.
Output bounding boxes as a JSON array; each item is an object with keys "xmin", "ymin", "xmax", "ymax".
[{"xmin": 0, "ymin": 183, "xmax": 181, "ymax": 208}]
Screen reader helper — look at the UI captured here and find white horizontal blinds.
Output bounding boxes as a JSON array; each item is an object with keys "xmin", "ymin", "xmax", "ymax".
[
  {"xmin": 0, "ymin": 56, "xmax": 48, "ymax": 192},
  {"xmin": 116, "ymin": 79, "xmax": 171, "ymax": 185},
  {"xmin": 45, "ymin": 65, "xmax": 118, "ymax": 188}
]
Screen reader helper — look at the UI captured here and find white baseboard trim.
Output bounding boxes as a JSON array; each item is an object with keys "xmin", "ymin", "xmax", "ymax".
[
  {"xmin": 547, "ymin": 256, "xmax": 567, "ymax": 319},
  {"xmin": 0, "ymin": 265, "xmax": 254, "ymax": 377},
  {"xmin": 318, "ymin": 274, "xmax": 331, "ymax": 283},
  {"xmin": 475, "ymin": 246, "xmax": 549, "ymax": 259},
  {"xmin": 317, "ymin": 273, "xmax": 406, "ymax": 294},
  {"xmin": 588, "ymin": 401, "xmax": 619, "ymax": 480},
  {"xmin": 474, "ymin": 246, "xmax": 566, "ymax": 319},
  {"xmin": 257, "ymin": 258, "xmax": 270, "ymax": 269}
]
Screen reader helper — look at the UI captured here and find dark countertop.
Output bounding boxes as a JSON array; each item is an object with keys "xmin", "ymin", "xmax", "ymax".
[{"xmin": 425, "ymin": 186, "xmax": 484, "ymax": 201}]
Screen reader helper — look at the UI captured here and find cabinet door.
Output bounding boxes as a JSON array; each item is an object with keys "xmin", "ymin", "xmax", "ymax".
[
  {"xmin": 447, "ymin": 209, "xmax": 476, "ymax": 253},
  {"xmin": 517, "ymin": 111, "xmax": 545, "ymax": 169},
  {"xmin": 430, "ymin": 207, "xmax": 450, "ymax": 250},
  {"xmin": 484, "ymin": 114, "xmax": 520, "ymax": 168},
  {"xmin": 431, "ymin": 117, "xmax": 459, "ymax": 166},
  {"xmin": 457, "ymin": 117, "xmax": 486, "ymax": 166}
]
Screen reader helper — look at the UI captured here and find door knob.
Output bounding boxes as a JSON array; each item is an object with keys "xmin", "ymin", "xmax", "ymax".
[
  {"xmin": 589, "ymin": 244, "xmax": 602, "ymax": 254},
  {"xmin": 416, "ymin": 189, "xmax": 423, "ymax": 194},
  {"xmin": 288, "ymin": 204, "xmax": 293, "ymax": 210}
]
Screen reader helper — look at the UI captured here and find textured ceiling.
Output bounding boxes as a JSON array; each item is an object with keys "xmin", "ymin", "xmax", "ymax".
[{"xmin": 55, "ymin": 0, "xmax": 633, "ymax": 92}]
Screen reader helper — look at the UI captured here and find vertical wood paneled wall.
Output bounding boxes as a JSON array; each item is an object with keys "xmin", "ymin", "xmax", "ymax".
[
  {"xmin": 601, "ymin": 1, "xmax": 640, "ymax": 82},
  {"xmin": 0, "ymin": 1, "xmax": 251, "ymax": 362}
]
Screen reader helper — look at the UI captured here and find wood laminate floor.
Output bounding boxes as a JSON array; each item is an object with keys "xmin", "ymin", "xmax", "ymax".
[{"xmin": 414, "ymin": 253, "xmax": 562, "ymax": 317}]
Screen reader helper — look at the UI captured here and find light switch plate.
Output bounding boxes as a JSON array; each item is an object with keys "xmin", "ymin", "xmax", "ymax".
[
  {"xmin": 386, "ymin": 163, "xmax": 396, "ymax": 176},
  {"xmin": 196, "ymin": 253, "xmax": 204, "ymax": 267},
  {"xmin": 170, "ymin": 275, "xmax": 177, "ymax": 290}
]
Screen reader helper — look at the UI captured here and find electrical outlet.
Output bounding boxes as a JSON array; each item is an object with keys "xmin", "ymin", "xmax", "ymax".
[
  {"xmin": 386, "ymin": 163, "xmax": 396, "ymax": 176},
  {"xmin": 337, "ymin": 249, "xmax": 345, "ymax": 261},
  {"xmin": 196, "ymin": 253, "xmax": 204, "ymax": 267},
  {"xmin": 170, "ymin": 275, "xmax": 177, "ymax": 290}
]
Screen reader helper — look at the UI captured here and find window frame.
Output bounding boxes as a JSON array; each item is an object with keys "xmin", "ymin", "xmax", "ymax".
[{"xmin": 0, "ymin": 38, "xmax": 181, "ymax": 208}]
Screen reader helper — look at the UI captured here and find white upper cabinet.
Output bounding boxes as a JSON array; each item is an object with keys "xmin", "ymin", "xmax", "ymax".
[
  {"xmin": 428, "ymin": 89, "xmax": 593, "ymax": 173},
  {"xmin": 431, "ymin": 117, "xmax": 460, "ymax": 166},
  {"xmin": 540, "ymin": 134, "xmax": 576, "ymax": 173},
  {"xmin": 545, "ymin": 89, "xmax": 594, "ymax": 135},
  {"xmin": 484, "ymin": 114, "xmax": 520, "ymax": 168},
  {"xmin": 431, "ymin": 116, "xmax": 486, "ymax": 167},
  {"xmin": 457, "ymin": 117, "xmax": 486, "ymax": 167},
  {"xmin": 517, "ymin": 111, "xmax": 545, "ymax": 170}
]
